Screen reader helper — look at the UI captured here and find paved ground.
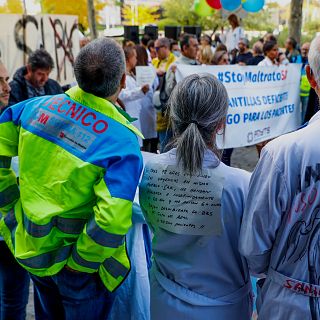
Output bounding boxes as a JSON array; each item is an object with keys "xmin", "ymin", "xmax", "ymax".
[{"xmin": 25, "ymin": 146, "xmax": 260, "ymax": 319}]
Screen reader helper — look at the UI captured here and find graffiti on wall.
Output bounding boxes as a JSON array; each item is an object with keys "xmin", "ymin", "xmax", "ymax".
[{"xmin": 0, "ymin": 14, "xmax": 80, "ymax": 85}]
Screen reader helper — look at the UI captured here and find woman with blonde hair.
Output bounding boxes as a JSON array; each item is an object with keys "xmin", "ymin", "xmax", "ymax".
[{"xmin": 198, "ymin": 45, "xmax": 214, "ymax": 65}]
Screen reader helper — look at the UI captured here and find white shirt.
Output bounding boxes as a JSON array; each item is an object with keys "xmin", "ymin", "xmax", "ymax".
[
  {"xmin": 258, "ymin": 57, "xmax": 277, "ymax": 67},
  {"xmin": 225, "ymin": 27, "xmax": 244, "ymax": 52}
]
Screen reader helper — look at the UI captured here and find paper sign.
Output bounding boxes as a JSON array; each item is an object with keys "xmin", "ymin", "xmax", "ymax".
[
  {"xmin": 136, "ymin": 66, "xmax": 156, "ymax": 87},
  {"xmin": 140, "ymin": 164, "xmax": 224, "ymax": 236}
]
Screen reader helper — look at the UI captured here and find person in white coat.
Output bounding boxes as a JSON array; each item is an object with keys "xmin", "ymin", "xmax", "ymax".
[
  {"xmin": 239, "ymin": 35, "xmax": 320, "ymax": 320},
  {"xmin": 119, "ymin": 44, "xmax": 149, "ymax": 147},
  {"xmin": 139, "ymin": 74, "xmax": 253, "ymax": 320},
  {"xmin": 225, "ymin": 14, "xmax": 245, "ymax": 53}
]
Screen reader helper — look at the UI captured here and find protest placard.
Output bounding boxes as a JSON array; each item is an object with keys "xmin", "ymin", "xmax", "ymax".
[
  {"xmin": 136, "ymin": 66, "xmax": 156, "ymax": 87},
  {"xmin": 176, "ymin": 64, "xmax": 301, "ymax": 148}
]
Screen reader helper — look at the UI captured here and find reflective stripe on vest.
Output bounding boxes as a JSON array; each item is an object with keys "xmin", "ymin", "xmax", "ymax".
[
  {"xmin": 86, "ymin": 218, "xmax": 125, "ymax": 248},
  {"xmin": 4, "ymin": 208, "xmax": 18, "ymax": 245},
  {"xmin": 71, "ymin": 246, "xmax": 100, "ymax": 270},
  {"xmin": 0, "ymin": 156, "xmax": 11, "ymax": 169},
  {"xmin": 17, "ymin": 245, "xmax": 73, "ymax": 269},
  {"xmin": 0, "ymin": 185, "xmax": 20, "ymax": 207},
  {"xmin": 24, "ymin": 214, "xmax": 87, "ymax": 238},
  {"xmin": 103, "ymin": 256, "xmax": 128, "ymax": 279}
]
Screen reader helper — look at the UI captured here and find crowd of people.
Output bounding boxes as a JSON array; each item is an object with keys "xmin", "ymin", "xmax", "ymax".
[{"xmin": 0, "ymin": 13, "xmax": 320, "ymax": 320}]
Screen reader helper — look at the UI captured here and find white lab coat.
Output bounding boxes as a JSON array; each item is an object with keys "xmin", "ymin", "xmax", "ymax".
[
  {"xmin": 240, "ymin": 111, "xmax": 320, "ymax": 319},
  {"xmin": 140, "ymin": 148, "xmax": 253, "ymax": 320},
  {"xmin": 119, "ymin": 74, "xmax": 145, "ymax": 146},
  {"xmin": 225, "ymin": 27, "xmax": 245, "ymax": 52},
  {"xmin": 140, "ymin": 76, "xmax": 158, "ymax": 140}
]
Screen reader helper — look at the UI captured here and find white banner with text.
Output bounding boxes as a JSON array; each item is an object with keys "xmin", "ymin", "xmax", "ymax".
[{"xmin": 176, "ymin": 64, "xmax": 301, "ymax": 149}]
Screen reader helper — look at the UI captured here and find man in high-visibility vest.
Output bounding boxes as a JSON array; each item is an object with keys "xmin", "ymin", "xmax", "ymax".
[{"xmin": 0, "ymin": 38, "xmax": 143, "ymax": 319}]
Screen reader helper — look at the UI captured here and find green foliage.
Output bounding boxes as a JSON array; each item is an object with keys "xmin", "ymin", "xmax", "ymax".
[
  {"xmin": 0, "ymin": 0, "xmax": 23, "ymax": 13},
  {"xmin": 159, "ymin": 0, "xmax": 225, "ymax": 32},
  {"xmin": 242, "ymin": 2, "xmax": 278, "ymax": 32}
]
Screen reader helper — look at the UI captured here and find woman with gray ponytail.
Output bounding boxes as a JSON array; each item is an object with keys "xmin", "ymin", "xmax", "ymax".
[{"xmin": 140, "ymin": 74, "xmax": 253, "ymax": 320}]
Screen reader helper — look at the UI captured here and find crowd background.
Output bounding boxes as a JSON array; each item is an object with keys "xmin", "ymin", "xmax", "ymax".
[{"xmin": 0, "ymin": 6, "xmax": 320, "ymax": 320}]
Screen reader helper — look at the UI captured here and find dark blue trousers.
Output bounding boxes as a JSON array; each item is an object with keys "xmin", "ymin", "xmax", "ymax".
[
  {"xmin": 31, "ymin": 267, "xmax": 115, "ymax": 320},
  {"xmin": 0, "ymin": 241, "xmax": 30, "ymax": 320}
]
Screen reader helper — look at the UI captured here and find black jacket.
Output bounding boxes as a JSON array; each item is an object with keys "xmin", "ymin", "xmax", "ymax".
[{"xmin": 8, "ymin": 66, "xmax": 63, "ymax": 106}]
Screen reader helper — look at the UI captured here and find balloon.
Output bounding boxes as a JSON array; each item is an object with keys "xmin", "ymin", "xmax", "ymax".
[
  {"xmin": 206, "ymin": 0, "xmax": 222, "ymax": 10},
  {"xmin": 221, "ymin": 0, "xmax": 241, "ymax": 11},
  {"xmin": 242, "ymin": 0, "xmax": 265, "ymax": 13},
  {"xmin": 194, "ymin": 0, "xmax": 213, "ymax": 17}
]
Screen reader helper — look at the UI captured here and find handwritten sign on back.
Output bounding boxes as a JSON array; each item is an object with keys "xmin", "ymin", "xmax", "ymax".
[{"xmin": 140, "ymin": 164, "xmax": 224, "ymax": 236}]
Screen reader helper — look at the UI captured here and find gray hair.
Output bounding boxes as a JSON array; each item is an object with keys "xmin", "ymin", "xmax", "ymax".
[
  {"xmin": 74, "ymin": 37, "xmax": 125, "ymax": 98},
  {"xmin": 169, "ymin": 74, "xmax": 229, "ymax": 176},
  {"xmin": 309, "ymin": 36, "xmax": 320, "ymax": 86},
  {"xmin": 252, "ymin": 42, "xmax": 263, "ymax": 55},
  {"xmin": 156, "ymin": 37, "xmax": 170, "ymax": 48}
]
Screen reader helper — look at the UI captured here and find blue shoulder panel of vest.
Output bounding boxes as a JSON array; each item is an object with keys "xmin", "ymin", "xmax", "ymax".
[{"xmin": 1, "ymin": 94, "xmax": 143, "ymax": 201}]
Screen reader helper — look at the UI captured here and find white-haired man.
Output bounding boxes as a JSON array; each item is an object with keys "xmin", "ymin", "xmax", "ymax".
[{"xmin": 239, "ymin": 35, "xmax": 320, "ymax": 319}]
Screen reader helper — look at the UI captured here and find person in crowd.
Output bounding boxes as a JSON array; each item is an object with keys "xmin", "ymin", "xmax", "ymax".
[
  {"xmin": 119, "ymin": 44, "xmax": 150, "ymax": 147},
  {"xmin": 285, "ymin": 37, "xmax": 302, "ymax": 63},
  {"xmin": 140, "ymin": 74, "xmax": 252, "ymax": 320},
  {"xmin": 263, "ymin": 33, "xmax": 277, "ymax": 43},
  {"xmin": 225, "ymin": 14, "xmax": 245, "ymax": 53},
  {"xmin": 152, "ymin": 37, "xmax": 175, "ymax": 77},
  {"xmin": 247, "ymin": 42, "xmax": 265, "ymax": 65},
  {"xmin": 160, "ymin": 33, "xmax": 199, "ymax": 153},
  {"xmin": 278, "ymin": 51, "xmax": 289, "ymax": 65},
  {"xmin": 215, "ymin": 43, "xmax": 228, "ymax": 52},
  {"xmin": 147, "ymin": 40, "xmax": 157, "ymax": 60},
  {"xmin": 240, "ymin": 35, "xmax": 320, "ymax": 319},
  {"xmin": 170, "ymin": 40, "xmax": 181, "ymax": 58},
  {"xmin": 300, "ymin": 42, "xmax": 311, "ymax": 123},
  {"xmin": 0, "ymin": 38, "xmax": 143, "ymax": 319},
  {"xmin": 135, "ymin": 45, "xmax": 159, "ymax": 153},
  {"xmin": 199, "ymin": 45, "xmax": 214, "ymax": 65},
  {"xmin": 0, "ymin": 61, "xmax": 10, "ymax": 112},
  {"xmin": 151, "ymin": 37, "xmax": 176, "ymax": 152},
  {"xmin": 212, "ymin": 50, "xmax": 229, "ymax": 65},
  {"xmin": 231, "ymin": 38, "xmax": 253, "ymax": 65},
  {"xmin": 8, "ymin": 49, "xmax": 62, "ymax": 106},
  {"xmin": 141, "ymin": 34, "xmax": 152, "ymax": 63},
  {"xmin": 0, "ymin": 60, "xmax": 30, "ymax": 320},
  {"xmin": 258, "ymin": 41, "xmax": 279, "ymax": 66},
  {"xmin": 200, "ymin": 34, "xmax": 212, "ymax": 47},
  {"xmin": 212, "ymin": 33, "xmax": 222, "ymax": 49}
]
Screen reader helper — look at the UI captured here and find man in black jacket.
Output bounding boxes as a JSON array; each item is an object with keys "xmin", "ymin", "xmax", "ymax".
[{"xmin": 9, "ymin": 49, "xmax": 63, "ymax": 106}]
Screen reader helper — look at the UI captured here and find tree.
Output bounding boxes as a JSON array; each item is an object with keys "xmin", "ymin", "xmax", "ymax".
[
  {"xmin": 159, "ymin": 0, "xmax": 224, "ymax": 32},
  {"xmin": 289, "ymin": 0, "xmax": 303, "ymax": 43},
  {"xmin": 40, "ymin": 0, "xmax": 107, "ymax": 30},
  {"xmin": 122, "ymin": 4, "xmax": 160, "ymax": 26},
  {"xmin": 0, "ymin": 0, "xmax": 23, "ymax": 13},
  {"xmin": 242, "ymin": 2, "xmax": 279, "ymax": 32},
  {"xmin": 87, "ymin": 0, "xmax": 98, "ymax": 39}
]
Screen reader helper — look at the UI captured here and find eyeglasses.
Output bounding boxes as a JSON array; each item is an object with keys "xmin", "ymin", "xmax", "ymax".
[{"xmin": 155, "ymin": 45, "xmax": 165, "ymax": 52}]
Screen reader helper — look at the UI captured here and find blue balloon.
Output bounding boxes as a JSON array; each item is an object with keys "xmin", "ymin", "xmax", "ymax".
[
  {"xmin": 221, "ymin": 0, "xmax": 241, "ymax": 11},
  {"xmin": 242, "ymin": 0, "xmax": 265, "ymax": 13}
]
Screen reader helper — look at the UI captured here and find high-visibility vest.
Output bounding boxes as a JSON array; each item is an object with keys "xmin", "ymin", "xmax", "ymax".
[
  {"xmin": 300, "ymin": 74, "xmax": 311, "ymax": 97},
  {"xmin": 0, "ymin": 86, "xmax": 143, "ymax": 292}
]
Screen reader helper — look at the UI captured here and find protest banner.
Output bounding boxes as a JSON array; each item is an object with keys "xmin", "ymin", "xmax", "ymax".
[
  {"xmin": 0, "ymin": 14, "xmax": 80, "ymax": 86},
  {"xmin": 176, "ymin": 64, "xmax": 301, "ymax": 149}
]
